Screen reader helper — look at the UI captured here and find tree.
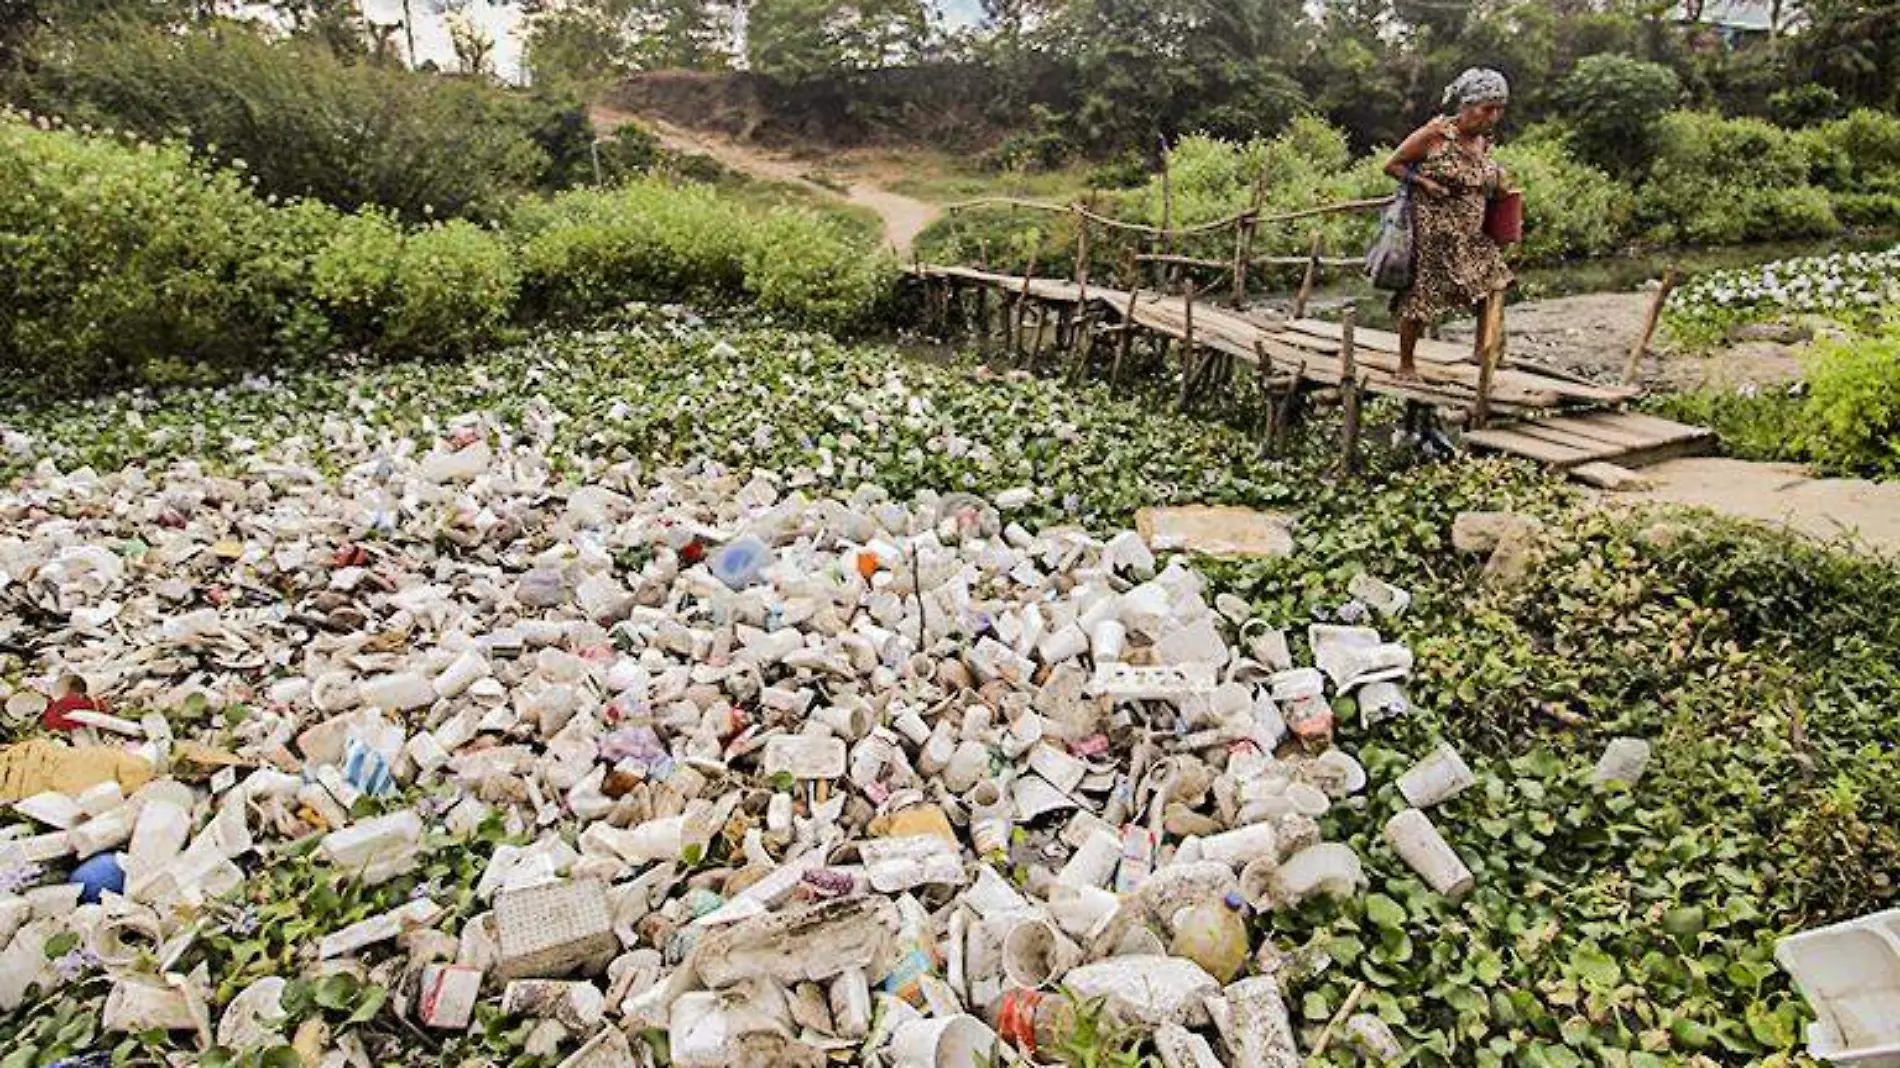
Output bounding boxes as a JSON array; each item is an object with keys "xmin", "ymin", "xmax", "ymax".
[
  {"xmin": 746, "ymin": 0, "xmax": 930, "ymax": 80},
  {"xmin": 1028, "ymin": 0, "xmax": 1309, "ymax": 154},
  {"xmin": 1299, "ymin": 0, "xmax": 1410, "ymax": 149},
  {"xmin": 1792, "ymin": 0, "xmax": 1900, "ymax": 110},
  {"xmin": 1555, "ymin": 53, "xmax": 1681, "ymax": 177},
  {"xmin": 445, "ymin": 9, "xmax": 495, "ymax": 75},
  {"xmin": 522, "ymin": 0, "xmax": 735, "ymax": 88},
  {"xmin": 268, "ymin": 0, "xmax": 369, "ymax": 57}
]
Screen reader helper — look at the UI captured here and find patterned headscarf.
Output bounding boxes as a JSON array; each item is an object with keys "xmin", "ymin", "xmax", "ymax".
[{"xmin": 1442, "ymin": 68, "xmax": 1510, "ymax": 110}]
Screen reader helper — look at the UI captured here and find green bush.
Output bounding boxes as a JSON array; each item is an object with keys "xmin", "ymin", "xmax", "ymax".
[
  {"xmin": 1637, "ymin": 111, "xmax": 1841, "ymax": 244},
  {"xmin": 0, "ymin": 115, "xmax": 893, "ymax": 394},
  {"xmin": 311, "ymin": 213, "xmax": 519, "ymax": 358},
  {"xmin": 1494, "ymin": 135, "xmax": 1634, "ymax": 262},
  {"xmin": 1801, "ymin": 326, "xmax": 1900, "ymax": 477},
  {"xmin": 512, "ymin": 179, "xmax": 891, "ymax": 331},
  {"xmin": 1554, "ymin": 54, "xmax": 1681, "ymax": 177},
  {"xmin": 1770, "ymin": 84, "xmax": 1846, "ymax": 129},
  {"xmin": 1802, "ymin": 108, "xmax": 1900, "ymax": 199},
  {"xmin": 0, "ymin": 110, "xmax": 332, "ymax": 391},
  {"xmin": 21, "ymin": 21, "xmax": 585, "ymax": 220},
  {"xmin": 741, "ymin": 210, "xmax": 895, "ymax": 328}
]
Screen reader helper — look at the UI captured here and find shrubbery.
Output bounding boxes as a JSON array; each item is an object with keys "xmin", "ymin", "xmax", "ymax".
[
  {"xmin": 918, "ymin": 117, "xmax": 1637, "ymax": 278},
  {"xmin": 312, "ymin": 214, "xmax": 521, "ymax": 358},
  {"xmin": 511, "ymin": 181, "xmax": 892, "ymax": 331},
  {"xmin": 922, "ymin": 106, "xmax": 1900, "ymax": 285},
  {"xmin": 1554, "ymin": 54, "xmax": 1681, "ymax": 177},
  {"xmin": 1652, "ymin": 327, "xmax": 1900, "ymax": 481},
  {"xmin": 0, "ymin": 114, "xmax": 895, "ymax": 393},
  {"xmin": 1637, "ymin": 111, "xmax": 1840, "ymax": 245},
  {"xmin": 0, "ymin": 112, "xmax": 319, "ymax": 391},
  {"xmin": 1494, "ymin": 136, "xmax": 1634, "ymax": 262},
  {"xmin": 1802, "ymin": 326, "xmax": 1900, "ymax": 477},
  {"xmin": 18, "ymin": 21, "xmax": 591, "ymax": 220}
]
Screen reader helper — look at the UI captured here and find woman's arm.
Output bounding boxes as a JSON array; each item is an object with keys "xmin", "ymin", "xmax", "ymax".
[{"xmin": 1385, "ymin": 121, "xmax": 1450, "ymax": 196}]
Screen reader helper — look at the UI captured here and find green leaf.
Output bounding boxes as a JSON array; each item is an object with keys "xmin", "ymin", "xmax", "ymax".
[
  {"xmin": 280, "ymin": 980, "xmax": 312, "ymax": 1016},
  {"xmin": 1475, "ymin": 952, "xmax": 1505, "ymax": 985},
  {"xmin": 1569, "ymin": 942, "xmax": 1621, "ymax": 989},
  {"xmin": 314, "ymin": 973, "xmax": 358, "ymax": 1010},
  {"xmin": 346, "ymin": 984, "xmax": 388, "ymax": 1024},
  {"xmin": 1365, "ymin": 893, "xmax": 1407, "ymax": 930},
  {"xmin": 1745, "ymin": 1000, "xmax": 1797, "ymax": 1049},
  {"xmin": 259, "ymin": 1047, "xmax": 305, "ymax": 1068},
  {"xmin": 1662, "ymin": 906, "xmax": 1706, "ymax": 936},
  {"xmin": 42, "ymin": 931, "xmax": 80, "ymax": 958}
]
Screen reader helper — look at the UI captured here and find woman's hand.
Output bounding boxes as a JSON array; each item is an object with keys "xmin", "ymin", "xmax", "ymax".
[{"xmin": 1415, "ymin": 176, "xmax": 1450, "ymax": 198}]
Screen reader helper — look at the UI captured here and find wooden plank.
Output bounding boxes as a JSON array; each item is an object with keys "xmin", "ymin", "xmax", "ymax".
[
  {"xmin": 1284, "ymin": 319, "xmax": 1469, "ymax": 365},
  {"xmin": 1587, "ymin": 409, "xmax": 1714, "ymax": 442},
  {"xmin": 1535, "ymin": 413, "xmax": 1664, "ymax": 450},
  {"xmin": 1500, "ymin": 421, "xmax": 1629, "ymax": 461},
  {"xmin": 1464, "ymin": 428, "xmax": 1597, "ymax": 467}
]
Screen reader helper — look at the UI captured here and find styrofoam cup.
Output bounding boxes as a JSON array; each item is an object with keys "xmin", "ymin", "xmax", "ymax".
[
  {"xmin": 1397, "ymin": 742, "xmax": 1475, "ymax": 808},
  {"xmin": 1383, "ymin": 808, "xmax": 1474, "ymax": 898},
  {"xmin": 1001, "ymin": 917, "xmax": 1082, "ymax": 989},
  {"xmin": 890, "ymin": 1014, "xmax": 997, "ymax": 1068}
]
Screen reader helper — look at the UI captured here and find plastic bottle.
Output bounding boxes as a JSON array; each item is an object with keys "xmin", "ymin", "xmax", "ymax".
[
  {"xmin": 710, "ymin": 535, "xmax": 773, "ymax": 590},
  {"xmin": 992, "ymin": 988, "xmax": 1080, "ymax": 1056},
  {"xmin": 1168, "ymin": 891, "xmax": 1251, "ymax": 983}
]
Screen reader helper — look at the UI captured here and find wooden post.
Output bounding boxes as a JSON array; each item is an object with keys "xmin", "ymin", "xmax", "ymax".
[
  {"xmin": 1272, "ymin": 361, "xmax": 1308, "ymax": 453},
  {"xmin": 1471, "ymin": 290, "xmax": 1507, "ymax": 430},
  {"xmin": 1030, "ymin": 303, "xmax": 1052, "ymax": 369},
  {"xmin": 1068, "ymin": 208, "xmax": 1091, "ymax": 367},
  {"xmin": 1253, "ymin": 339, "xmax": 1276, "ymax": 447},
  {"xmin": 1068, "ymin": 312, "xmax": 1098, "ymax": 384},
  {"xmin": 1233, "ymin": 165, "xmax": 1268, "ymax": 305},
  {"xmin": 1013, "ymin": 243, "xmax": 1041, "ymax": 362},
  {"xmin": 1157, "ymin": 134, "xmax": 1176, "ymax": 293},
  {"xmin": 1623, "ymin": 267, "xmax": 1679, "ymax": 386},
  {"xmin": 1175, "ymin": 281, "xmax": 1198, "ymax": 411},
  {"xmin": 1339, "ymin": 302, "xmax": 1362, "ymax": 476},
  {"xmin": 1114, "ymin": 284, "xmax": 1141, "ymax": 386},
  {"xmin": 1074, "ymin": 207, "xmax": 1092, "ymax": 304},
  {"xmin": 1291, "ymin": 231, "xmax": 1323, "ymax": 320}
]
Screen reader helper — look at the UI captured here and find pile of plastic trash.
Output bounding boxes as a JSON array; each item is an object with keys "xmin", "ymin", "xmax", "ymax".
[{"xmin": 0, "ymin": 418, "xmax": 1500, "ymax": 1067}]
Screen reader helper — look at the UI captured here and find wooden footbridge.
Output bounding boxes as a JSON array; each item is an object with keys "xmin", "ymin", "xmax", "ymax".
[{"xmin": 908, "ymin": 191, "xmax": 1709, "ymax": 476}]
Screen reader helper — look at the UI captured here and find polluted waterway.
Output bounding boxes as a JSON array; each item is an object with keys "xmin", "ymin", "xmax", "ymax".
[{"xmin": 0, "ymin": 393, "xmax": 1671, "ymax": 1066}]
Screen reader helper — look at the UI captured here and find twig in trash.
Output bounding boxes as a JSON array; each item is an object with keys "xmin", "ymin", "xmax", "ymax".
[
  {"xmin": 1308, "ymin": 979, "xmax": 1367, "ymax": 1061},
  {"xmin": 910, "ymin": 543, "xmax": 926, "ymax": 648}
]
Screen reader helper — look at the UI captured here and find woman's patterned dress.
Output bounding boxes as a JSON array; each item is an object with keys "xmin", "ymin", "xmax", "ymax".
[{"xmin": 1392, "ymin": 120, "xmax": 1513, "ymax": 325}]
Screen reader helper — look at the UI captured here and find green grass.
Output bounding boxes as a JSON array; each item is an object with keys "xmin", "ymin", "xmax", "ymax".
[{"xmin": 884, "ymin": 160, "xmax": 1101, "ymax": 205}]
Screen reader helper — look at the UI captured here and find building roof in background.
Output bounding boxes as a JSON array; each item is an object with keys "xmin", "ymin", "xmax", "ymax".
[{"xmin": 1673, "ymin": 0, "xmax": 1776, "ymax": 32}]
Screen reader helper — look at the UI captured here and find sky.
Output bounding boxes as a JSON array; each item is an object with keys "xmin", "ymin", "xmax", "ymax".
[{"xmin": 341, "ymin": 0, "xmax": 988, "ymax": 84}]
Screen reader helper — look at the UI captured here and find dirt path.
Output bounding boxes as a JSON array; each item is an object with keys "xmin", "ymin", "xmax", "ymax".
[
  {"xmin": 1613, "ymin": 458, "xmax": 1900, "ymax": 556},
  {"xmin": 1438, "ymin": 290, "xmax": 1895, "ymax": 554},
  {"xmin": 591, "ymin": 107, "xmax": 941, "ymax": 254}
]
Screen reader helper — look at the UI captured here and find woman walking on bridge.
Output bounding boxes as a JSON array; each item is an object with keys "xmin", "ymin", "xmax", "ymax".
[{"xmin": 1384, "ymin": 67, "xmax": 1516, "ymax": 379}]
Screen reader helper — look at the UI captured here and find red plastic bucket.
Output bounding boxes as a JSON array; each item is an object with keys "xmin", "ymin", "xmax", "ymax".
[{"xmin": 1484, "ymin": 190, "xmax": 1523, "ymax": 246}]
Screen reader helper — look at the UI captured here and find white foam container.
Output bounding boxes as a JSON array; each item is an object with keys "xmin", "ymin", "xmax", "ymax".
[{"xmin": 1776, "ymin": 907, "xmax": 1900, "ymax": 1066}]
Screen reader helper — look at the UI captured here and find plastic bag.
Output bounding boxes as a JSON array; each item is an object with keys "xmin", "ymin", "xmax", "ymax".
[{"xmin": 1365, "ymin": 182, "xmax": 1416, "ymax": 292}]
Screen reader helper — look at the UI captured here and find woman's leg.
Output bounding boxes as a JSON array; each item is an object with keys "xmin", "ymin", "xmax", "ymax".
[{"xmin": 1397, "ymin": 318, "xmax": 1423, "ymax": 379}]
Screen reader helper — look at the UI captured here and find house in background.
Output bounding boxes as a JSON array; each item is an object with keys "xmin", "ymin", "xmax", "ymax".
[{"xmin": 1672, "ymin": 0, "xmax": 1789, "ymax": 46}]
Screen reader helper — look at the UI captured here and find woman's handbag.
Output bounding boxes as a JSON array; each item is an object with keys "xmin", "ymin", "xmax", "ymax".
[
  {"xmin": 1484, "ymin": 189, "xmax": 1523, "ymax": 245},
  {"xmin": 1365, "ymin": 171, "xmax": 1417, "ymax": 292}
]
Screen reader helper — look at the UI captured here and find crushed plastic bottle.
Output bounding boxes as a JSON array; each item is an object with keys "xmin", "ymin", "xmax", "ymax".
[
  {"xmin": 1169, "ymin": 891, "xmax": 1251, "ymax": 983},
  {"xmin": 709, "ymin": 535, "xmax": 773, "ymax": 590}
]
